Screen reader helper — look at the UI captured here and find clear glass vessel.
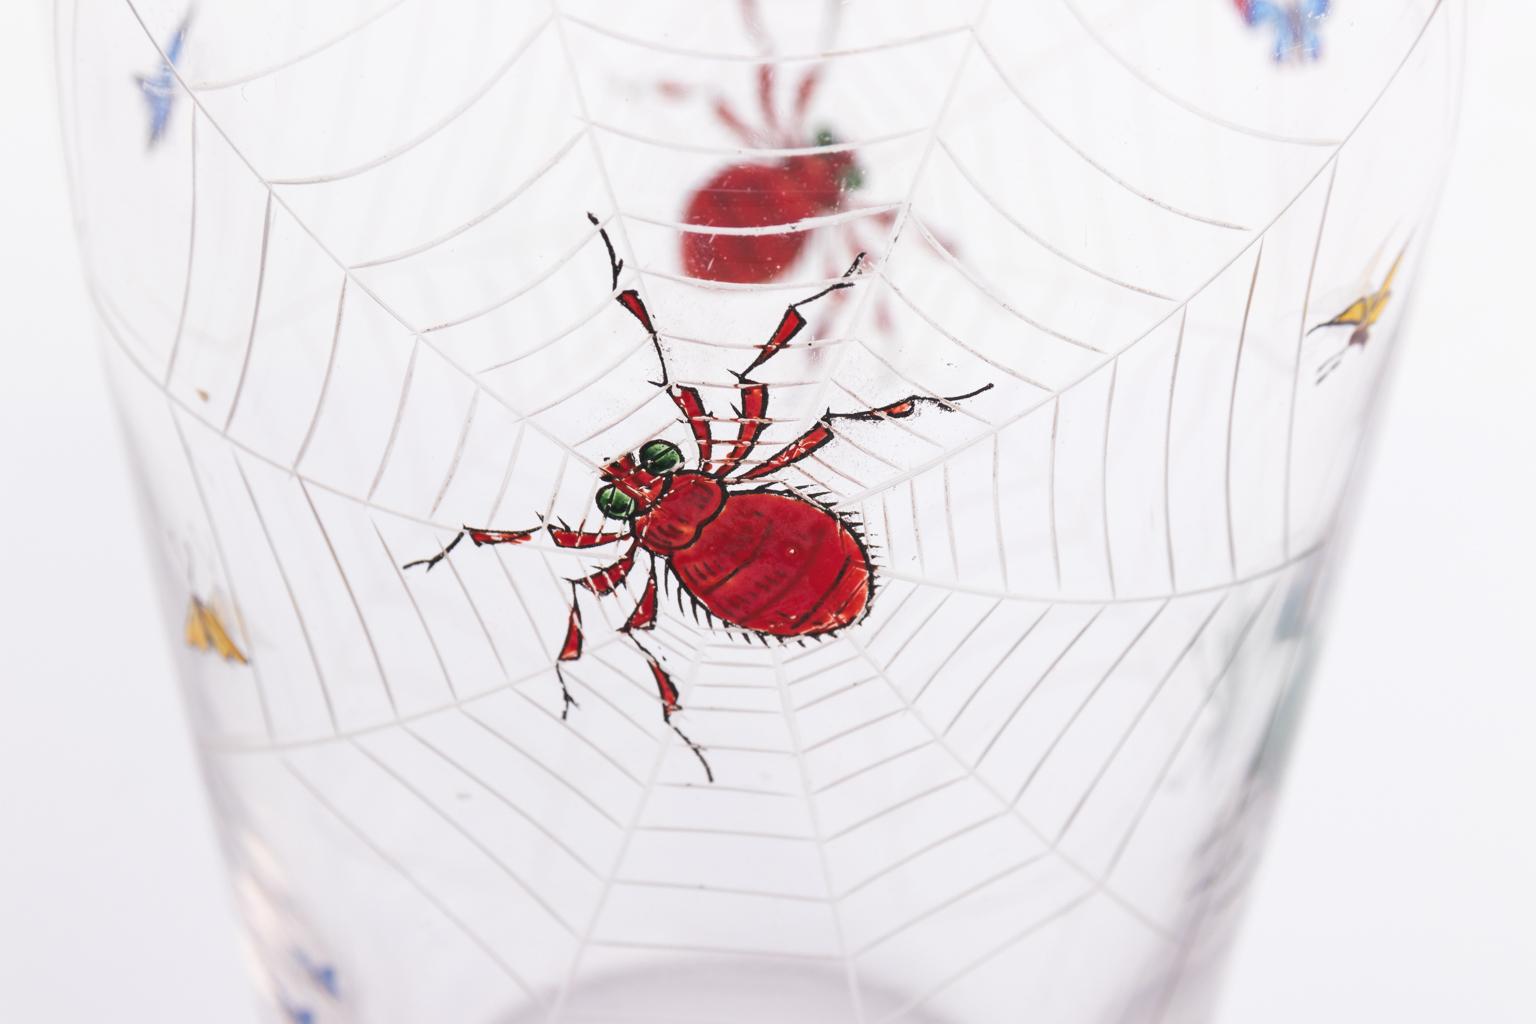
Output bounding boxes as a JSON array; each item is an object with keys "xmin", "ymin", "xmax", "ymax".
[{"xmin": 59, "ymin": 2, "xmax": 1463, "ymax": 1021}]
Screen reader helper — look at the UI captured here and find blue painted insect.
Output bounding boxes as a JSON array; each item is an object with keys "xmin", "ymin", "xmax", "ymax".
[
  {"xmin": 1234, "ymin": 0, "xmax": 1330, "ymax": 62},
  {"xmin": 280, "ymin": 1001, "xmax": 315, "ymax": 1024},
  {"xmin": 134, "ymin": 14, "xmax": 190, "ymax": 146},
  {"xmin": 292, "ymin": 950, "xmax": 339, "ymax": 999}
]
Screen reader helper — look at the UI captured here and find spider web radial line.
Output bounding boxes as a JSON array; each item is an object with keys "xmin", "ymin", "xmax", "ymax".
[
  {"xmin": 349, "ymin": 738, "xmax": 584, "ymax": 935},
  {"xmin": 1049, "ymin": 397, "xmax": 1062, "ymax": 588},
  {"xmin": 1012, "ymin": 600, "xmax": 1170, "ymax": 804},
  {"xmin": 831, "ymin": 806, "xmax": 1003, "ymax": 899},
  {"xmin": 292, "ymin": 277, "xmax": 349, "ymax": 472},
  {"xmin": 91, "ymin": 282, "xmax": 464, "ymax": 539},
  {"xmin": 828, "ymin": 0, "xmax": 1450, "ymax": 512},
  {"xmin": 975, "ymin": 608, "xmax": 1105, "ymax": 767},
  {"xmin": 402, "ymin": 725, "xmax": 605, "ymax": 878},
  {"xmin": 283, "ymin": 757, "xmax": 543, "ymax": 1003},
  {"xmin": 1102, "ymin": 359, "xmax": 1120, "ymax": 596},
  {"xmin": 232, "ymin": 452, "xmax": 340, "ymax": 733},
  {"xmin": 349, "ymin": 131, "xmax": 586, "ymax": 269},
  {"xmin": 1224, "ymin": 243, "xmax": 1265, "ymax": 579},
  {"xmin": 932, "ymin": 140, "xmax": 1177, "ymax": 300},
  {"xmin": 365, "ymin": 336, "xmax": 420, "ymax": 502},
  {"xmin": 765, "ymin": 0, "xmax": 989, "ymax": 499},
  {"xmin": 872, "ymin": 893, "xmax": 1094, "ymax": 1024},
  {"xmin": 264, "ymin": 14, "xmax": 556, "ymax": 186},
  {"xmin": 1141, "ymin": 609, "xmax": 1309, "ymax": 1024},
  {"xmin": 120, "ymin": 0, "xmax": 619, "ymax": 482},
  {"xmin": 1284, "ymin": 158, "xmax": 1340, "ymax": 558},
  {"xmin": 1053, "ymin": 0, "xmax": 1345, "ymax": 148},
  {"xmin": 990, "ymin": 434, "xmax": 1010, "ymax": 590},
  {"xmin": 878, "ymin": 539, "xmax": 1322, "ymax": 605},
  {"xmin": 851, "ymin": 852, "xmax": 1056, "ymax": 958},
  {"xmin": 940, "ymin": 606, "xmax": 1053, "ymax": 738},
  {"xmin": 475, "ymin": 287, "xmax": 645, "ymax": 377},
  {"xmin": 424, "ymin": 214, "xmax": 619, "ymax": 333},
  {"xmin": 460, "ymin": 702, "xmax": 638, "ymax": 822},
  {"xmin": 814, "ymin": 741, "xmax": 932, "ymax": 797},
  {"xmin": 371, "ymin": 523, "xmax": 457, "ymax": 695},
  {"xmin": 906, "ymin": 215, "xmax": 1110, "ymax": 353},
  {"xmin": 169, "ymin": 407, "xmax": 276, "ymax": 741},
  {"xmin": 1163, "ymin": 308, "xmax": 1187, "ymax": 591},
  {"xmin": 428, "ymin": 390, "xmax": 480, "ymax": 518},
  {"xmin": 299, "ymin": 479, "xmax": 400, "ymax": 715},
  {"xmin": 200, "ymin": 636, "xmax": 623, "ymax": 757},
  {"xmin": 222, "ymin": 191, "xmax": 273, "ymax": 433},
  {"xmin": 1055, "ymin": 593, "xmax": 1229, "ymax": 845},
  {"xmin": 970, "ymin": 37, "xmax": 1247, "ymax": 231},
  {"xmin": 773, "ymin": 647, "xmax": 869, "ymax": 1024},
  {"xmin": 162, "ymin": 109, "xmax": 198, "ymax": 385},
  {"xmin": 825, "ymin": 777, "xmax": 972, "ymax": 843},
  {"xmin": 1104, "ymin": 581, "xmax": 1281, "ymax": 875},
  {"xmin": 840, "ymin": 629, "xmax": 1174, "ymax": 941},
  {"xmin": 187, "ymin": 0, "xmax": 417, "ymax": 92}
]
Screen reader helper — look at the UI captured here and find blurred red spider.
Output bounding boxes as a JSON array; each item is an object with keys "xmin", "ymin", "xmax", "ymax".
[{"xmin": 663, "ymin": 0, "xmax": 901, "ymax": 290}]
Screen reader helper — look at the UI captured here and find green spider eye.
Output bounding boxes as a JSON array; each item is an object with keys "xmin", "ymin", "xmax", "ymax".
[
  {"xmin": 639, "ymin": 439, "xmax": 683, "ymax": 474},
  {"xmin": 841, "ymin": 163, "xmax": 865, "ymax": 191},
  {"xmin": 595, "ymin": 485, "xmax": 637, "ymax": 520},
  {"xmin": 814, "ymin": 128, "xmax": 837, "ymax": 148}
]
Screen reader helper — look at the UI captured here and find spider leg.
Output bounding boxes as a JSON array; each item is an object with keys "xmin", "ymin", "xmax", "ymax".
[
  {"xmin": 587, "ymin": 213, "xmax": 724, "ymax": 449},
  {"xmin": 740, "ymin": 0, "xmax": 775, "ymax": 56},
  {"xmin": 705, "ymin": 380, "xmax": 768, "ymax": 476},
  {"xmin": 792, "ymin": 65, "xmax": 825, "ymax": 129},
  {"xmin": 756, "ymin": 63, "xmax": 781, "ymax": 137},
  {"xmin": 704, "ymin": 258, "xmax": 866, "ymax": 476},
  {"xmin": 401, "ymin": 530, "xmax": 467, "ymax": 571},
  {"xmin": 627, "ymin": 630, "xmax": 714, "ymax": 783},
  {"xmin": 670, "ymin": 385, "xmax": 715, "ymax": 466},
  {"xmin": 402, "ymin": 525, "xmax": 543, "ymax": 571},
  {"xmin": 572, "ymin": 544, "xmax": 639, "ymax": 597},
  {"xmin": 587, "ymin": 213, "xmax": 675, "ymax": 389},
  {"xmin": 740, "ymin": 253, "xmax": 865, "ymax": 378},
  {"xmin": 736, "ymin": 385, "xmax": 994, "ymax": 481},
  {"xmin": 548, "ymin": 524, "xmax": 633, "ymax": 548},
  {"xmin": 555, "ymin": 544, "xmax": 640, "ymax": 717},
  {"xmin": 711, "ymin": 95, "xmax": 766, "ymax": 147},
  {"xmin": 620, "ymin": 558, "xmax": 660, "ymax": 633}
]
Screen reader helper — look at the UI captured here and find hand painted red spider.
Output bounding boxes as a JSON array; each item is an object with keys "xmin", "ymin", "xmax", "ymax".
[
  {"xmin": 665, "ymin": 0, "xmax": 895, "ymax": 288},
  {"xmin": 405, "ymin": 214, "xmax": 991, "ymax": 781}
]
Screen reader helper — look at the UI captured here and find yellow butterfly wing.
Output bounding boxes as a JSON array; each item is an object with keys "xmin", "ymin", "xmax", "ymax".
[
  {"xmin": 185, "ymin": 598, "xmax": 212, "ymax": 652},
  {"xmin": 186, "ymin": 597, "xmax": 249, "ymax": 665},
  {"xmin": 1319, "ymin": 296, "xmax": 1371, "ymax": 328},
  {"xmin": 1364, "ymin": 243, "xmax": 1410, "ymax": 325}
]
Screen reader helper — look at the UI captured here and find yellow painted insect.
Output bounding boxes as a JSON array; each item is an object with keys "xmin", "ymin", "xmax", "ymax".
[
  {"xmin": 185, "ymin": 596, "xmax": 249, "ymax": 664},
  {"xmin": 1312, "ymin": 241, "xmax": 1409, "ymax": 384}
]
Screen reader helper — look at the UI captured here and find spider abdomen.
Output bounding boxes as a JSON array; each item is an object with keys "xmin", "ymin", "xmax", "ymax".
[
  {"xmin": 681, "ymin": 160, "xmax": 846, "ymax": 284},
  {"xmin": 669, "ymin": 491, "xmax": 872, "ymax": 637}
]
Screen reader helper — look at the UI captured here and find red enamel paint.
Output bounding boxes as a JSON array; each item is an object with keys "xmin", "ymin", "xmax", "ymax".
[{"xmin": 682, "ymin": 155, "xmax": 857, "ymax": 285}]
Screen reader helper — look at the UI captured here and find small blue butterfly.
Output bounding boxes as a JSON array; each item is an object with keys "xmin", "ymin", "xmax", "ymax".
[
  {"xmin": 1239, "ymin": 0, "xmax": 1331, "ymax": 62},
  {"xmin": 292, "ymin": 949, "xmax": 339, "ymax": 999},
  {"xmin": 280, "ymin": 1000, "xmax": 315, "ymax": 1024},
  {"xmin": 134, "ymin": 15, "xmax": 189, "ymax": 146}
]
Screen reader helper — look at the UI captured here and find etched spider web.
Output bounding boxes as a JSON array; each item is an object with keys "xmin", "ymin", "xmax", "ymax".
[{"xmin": 60, "ymin": 0, "xmax": 1462, "ymax": 1021}]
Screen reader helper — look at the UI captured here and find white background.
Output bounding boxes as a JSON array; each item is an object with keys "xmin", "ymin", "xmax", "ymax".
[{"xmin": 1, "ymin": 2, "xmax": 1531, "ymax": 1022}]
